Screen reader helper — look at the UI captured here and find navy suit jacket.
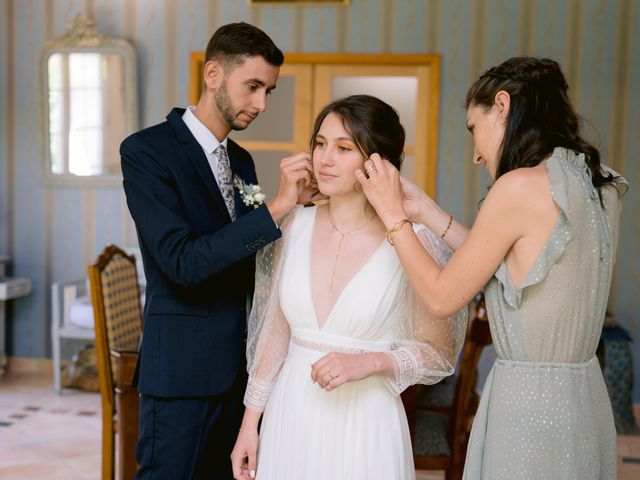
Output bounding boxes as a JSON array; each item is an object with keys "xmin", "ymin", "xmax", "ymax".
[{"xmin": 120, "ymin": 108, "xmax": 281, "ymax": 398}]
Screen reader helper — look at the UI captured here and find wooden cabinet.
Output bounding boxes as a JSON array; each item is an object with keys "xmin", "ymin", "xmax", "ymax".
[{"xmin": 189, "ymin": 53, "xmax": 440, "ymax": 198}]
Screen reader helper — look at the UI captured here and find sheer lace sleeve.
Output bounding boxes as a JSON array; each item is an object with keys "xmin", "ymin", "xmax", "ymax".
[
  {"xmin": 244, "ymin": 207, "xmax": 301, "ymax": 412},
  {"xmin": 385, "ymin": 224, "xmax": 469, "ymax": 395}
]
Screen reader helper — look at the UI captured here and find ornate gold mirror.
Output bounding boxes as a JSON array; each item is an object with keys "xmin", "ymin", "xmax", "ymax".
[{"xmin": 41, "ymin": 15, "xmax": 138, "ymax": 185}]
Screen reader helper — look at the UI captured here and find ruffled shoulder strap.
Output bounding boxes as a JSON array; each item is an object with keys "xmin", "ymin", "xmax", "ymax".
[
  {"xmin": 601, "ymin": 164, "xmax": 629, "ymax": 198},
  {"xmin": 493, "ymin": 148, "xmax": 574, "ymax": 308},
  {"xmin": 494, "ymin": 147, "xmax": 628, "ymax": 309}
]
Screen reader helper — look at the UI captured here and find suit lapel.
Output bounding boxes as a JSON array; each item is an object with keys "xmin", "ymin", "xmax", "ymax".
[{"xmin": 167, "ymin": 109, "xmax": 231, "ymax": 221}]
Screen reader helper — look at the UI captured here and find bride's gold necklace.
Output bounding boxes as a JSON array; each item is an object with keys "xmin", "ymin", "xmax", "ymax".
[{"xmin": 327, "ymin": 208, "xmax": 375, "ymax": 291}]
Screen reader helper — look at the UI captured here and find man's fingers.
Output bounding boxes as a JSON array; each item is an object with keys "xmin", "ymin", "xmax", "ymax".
[
  {"xmin": 281, "ymin": 152, "xmax": 312, "ymax": 169},
  {"xmin": 283, "ymin": 163, "xmax": 312, "ymax": 181}
]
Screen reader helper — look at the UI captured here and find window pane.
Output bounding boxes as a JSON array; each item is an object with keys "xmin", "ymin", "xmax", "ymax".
[
  {"xmin": 50, "ymin": 133, "xmax": 64, "ymax": 174},
  {"xmin": 69, "ymin": 128, "xmax": 103, "ymax": 176},
  {"xmin": 69, "ymin": 53, "xmax": 102, "ymax": 88},
  {"xmin": 48, "ymin": 90, "xmax": 64, "ymax": 135},
  {"xmin": 331, "ymin": 76, "xmax": 418, "ymax": 146},
  {"xmin": 48, "ymin": 53, "xmax": 63, "ymax": 90},
  {"xmin": 70, "ymin": 88, "xmax": 103, "ymax": 128}
]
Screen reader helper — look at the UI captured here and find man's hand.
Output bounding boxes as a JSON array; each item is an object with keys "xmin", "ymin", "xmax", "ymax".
[{"xmin": 267, "ymin": 152, "xmax": 314, "ymax": 223}]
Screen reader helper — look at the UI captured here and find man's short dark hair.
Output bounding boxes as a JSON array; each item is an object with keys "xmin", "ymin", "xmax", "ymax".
[{"xmin": 205, "ymin": 22, "xmax": 284, "ymax": 70}]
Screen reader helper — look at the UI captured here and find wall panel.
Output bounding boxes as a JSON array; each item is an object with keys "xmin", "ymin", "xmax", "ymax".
[
  {"xmin": 1, "ymin": 0, "xmax": 12, "ymax": 256},
  {"xmin": 12, "ymin": 0, "xmax": 48, "ymax": 356}
]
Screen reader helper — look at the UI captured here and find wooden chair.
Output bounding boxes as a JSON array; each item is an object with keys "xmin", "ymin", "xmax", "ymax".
[
  {"xmin": 409, "ymin": 293, "xmax": 492, "ymax": 480},
  {"xmin": 88, "ymin": 245, "xmax": 143, "ymax": 480}
]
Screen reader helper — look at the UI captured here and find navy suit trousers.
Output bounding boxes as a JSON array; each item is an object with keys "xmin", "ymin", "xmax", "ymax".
[{"xmin": 136, "ymin": 369, "xmax": 247, "ymax": 480}]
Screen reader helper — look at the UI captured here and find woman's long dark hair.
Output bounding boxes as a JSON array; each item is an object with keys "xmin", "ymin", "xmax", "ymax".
[
  {"xmin": 310, "ymin": 94, "xmax": 405, "ymax": 171},
  {"xmin": 465, "ymin": 57, "xmax": 612, "ymax": 189}
]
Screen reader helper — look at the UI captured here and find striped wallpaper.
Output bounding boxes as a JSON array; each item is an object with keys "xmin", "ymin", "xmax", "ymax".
[{"xmin": 1, "ymin": 0, "xmax": 638, "ymax": 399}]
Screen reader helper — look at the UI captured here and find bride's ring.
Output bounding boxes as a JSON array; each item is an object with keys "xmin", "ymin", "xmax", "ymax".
[{"xmin": 365, "ymin": 166, "xmax": 376, "ymax": 174}]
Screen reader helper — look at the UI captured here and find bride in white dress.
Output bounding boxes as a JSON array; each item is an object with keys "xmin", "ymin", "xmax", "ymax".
[{"xmin": 231, "ymin": 95, "xmax": 468, "ymax": 480}]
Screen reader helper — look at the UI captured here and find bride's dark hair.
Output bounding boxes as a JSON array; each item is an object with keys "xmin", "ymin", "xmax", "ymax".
[
  {"xmin": 466, "ymin": 56, "xmax": 613, "ymax": 190},
  {"xmin": 310, "ymin": 94, "xmax": 405, "ymax": 170}
]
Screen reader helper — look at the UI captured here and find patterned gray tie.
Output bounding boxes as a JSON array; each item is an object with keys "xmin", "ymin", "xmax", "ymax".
[{"xmin": 216, "ymin": 144, "xmax": 236, "ymax": 220}]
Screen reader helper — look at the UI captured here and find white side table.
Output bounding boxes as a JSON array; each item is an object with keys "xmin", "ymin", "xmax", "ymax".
[{"xmin": 0, "ymin": 256, "xmax": 32, "ymax": 377}]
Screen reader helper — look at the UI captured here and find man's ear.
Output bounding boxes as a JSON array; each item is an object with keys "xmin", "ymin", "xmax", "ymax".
[
  {"xmin": 494, "ymin": 90, "xmax": 511, "ymax": 122},
  {"xmin": 203, "ymin": 60, "xmax": 223, "ymax": 91}
]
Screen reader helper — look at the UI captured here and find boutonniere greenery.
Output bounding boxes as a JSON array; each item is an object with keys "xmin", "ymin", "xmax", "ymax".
[{"xmin": 233, "ymin": 175, "xmax": 266, "ymax": 209}]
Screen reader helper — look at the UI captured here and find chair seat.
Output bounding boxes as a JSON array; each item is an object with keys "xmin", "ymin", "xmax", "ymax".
[
  {"xmin": 419, "ymin": 375, "xmax": 456, "ymax": 410},
  {"xmin": 69, "ymin": 296, "xmax": 95, "ymax": 329},
  {"xmin": 59, "ymin": 323, "xmax": 96, "ymax": 340},
  {"xmin": 413, "ymin": 410, "xmax": 451, "ymax": 457}
]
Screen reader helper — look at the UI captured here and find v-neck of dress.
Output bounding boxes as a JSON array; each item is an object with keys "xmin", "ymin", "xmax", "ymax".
[{"xmin": 306, "ymin": 207, "xmax": 387, "ymax": 331}]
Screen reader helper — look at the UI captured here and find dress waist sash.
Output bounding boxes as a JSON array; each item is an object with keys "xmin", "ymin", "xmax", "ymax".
[
  {"xmin": 290, "ymin": 327, "xmax": 392, "ymax": 354},
  {"xmin": 494, "ymin": 356, "xmax": 598, "ymax": 372}
]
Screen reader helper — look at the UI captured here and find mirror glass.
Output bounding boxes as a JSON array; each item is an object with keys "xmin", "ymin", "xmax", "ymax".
[{"xmin": 42, "ymin": 16, "xmax": 138, "ymax": 185}]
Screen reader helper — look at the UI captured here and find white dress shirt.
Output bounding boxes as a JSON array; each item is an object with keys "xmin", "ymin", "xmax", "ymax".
[{"xmin": 182, "ymin": 106, "xmax": 228, "ymax": 186}]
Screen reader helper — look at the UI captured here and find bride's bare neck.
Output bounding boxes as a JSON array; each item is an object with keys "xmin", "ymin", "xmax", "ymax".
[{"xmin": 326, "ymin": 193, "xmax": 376, "ymax": 230}]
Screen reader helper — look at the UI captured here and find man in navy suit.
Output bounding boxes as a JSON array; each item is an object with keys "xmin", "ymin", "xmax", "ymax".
[{"xmin": 121, "ymin": 22, "xmax": 317, "ymax": 479}]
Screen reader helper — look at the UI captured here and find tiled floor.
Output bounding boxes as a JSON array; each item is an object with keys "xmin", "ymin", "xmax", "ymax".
[
  {"xmin": 0, "ymin": 368, "xmax": 101, "ymax": 480},
  {"xmin": 1, "ymin": 366, "xmax": 639, "ymax": 480}
]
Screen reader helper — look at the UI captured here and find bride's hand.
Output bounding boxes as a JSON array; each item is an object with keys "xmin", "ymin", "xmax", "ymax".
[
  {"xmin": 231, "ymin": 430, "xmax": 259, "ymax": 479},
  {"xmin": 310, "ymin": 352, "xmax": 395, "ymax": 391}
]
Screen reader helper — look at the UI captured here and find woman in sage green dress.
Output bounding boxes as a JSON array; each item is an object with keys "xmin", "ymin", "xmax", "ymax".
[{"xmin": 357, "ymin": 57, "xmax": 627, "ymax": 479}]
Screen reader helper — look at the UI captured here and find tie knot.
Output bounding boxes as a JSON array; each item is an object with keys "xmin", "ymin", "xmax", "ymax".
[{"xmin": 216, "ymin": 144, "xmax": 228, "ymax": 159}]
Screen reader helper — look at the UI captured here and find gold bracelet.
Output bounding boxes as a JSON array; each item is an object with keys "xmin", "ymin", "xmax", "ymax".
[
  {"xmin": 239, "ymin": 428, "xmax": 260, "ymax": 439},
  {"xmin": 386, "ymin": 218, "xmax": 411, "ymax": 246},
  {"xmin": 440, "ymin": 214, "xmax": 453, "ymax": 239}
]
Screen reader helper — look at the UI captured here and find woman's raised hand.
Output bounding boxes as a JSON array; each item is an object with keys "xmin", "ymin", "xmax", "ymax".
[{"xmin": 356, "ymin": 153, "xmax": 406, "ymax": 228}]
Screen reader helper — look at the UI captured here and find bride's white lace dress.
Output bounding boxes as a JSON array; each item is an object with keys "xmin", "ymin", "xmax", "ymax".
[{"xmin": 244, "ymin": 206, "xmax": 467, "ymax": 480}]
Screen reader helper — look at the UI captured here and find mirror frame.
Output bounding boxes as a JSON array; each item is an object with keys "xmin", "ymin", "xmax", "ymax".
[{"xmin": 40, "ymin": 15, "xmax": 138, "ymax": 186}]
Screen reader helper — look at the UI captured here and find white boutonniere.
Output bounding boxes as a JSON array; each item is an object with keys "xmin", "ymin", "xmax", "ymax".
[{"xmin": 233, "ymin": 175, "xmax": 266, "ymax": 209}]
